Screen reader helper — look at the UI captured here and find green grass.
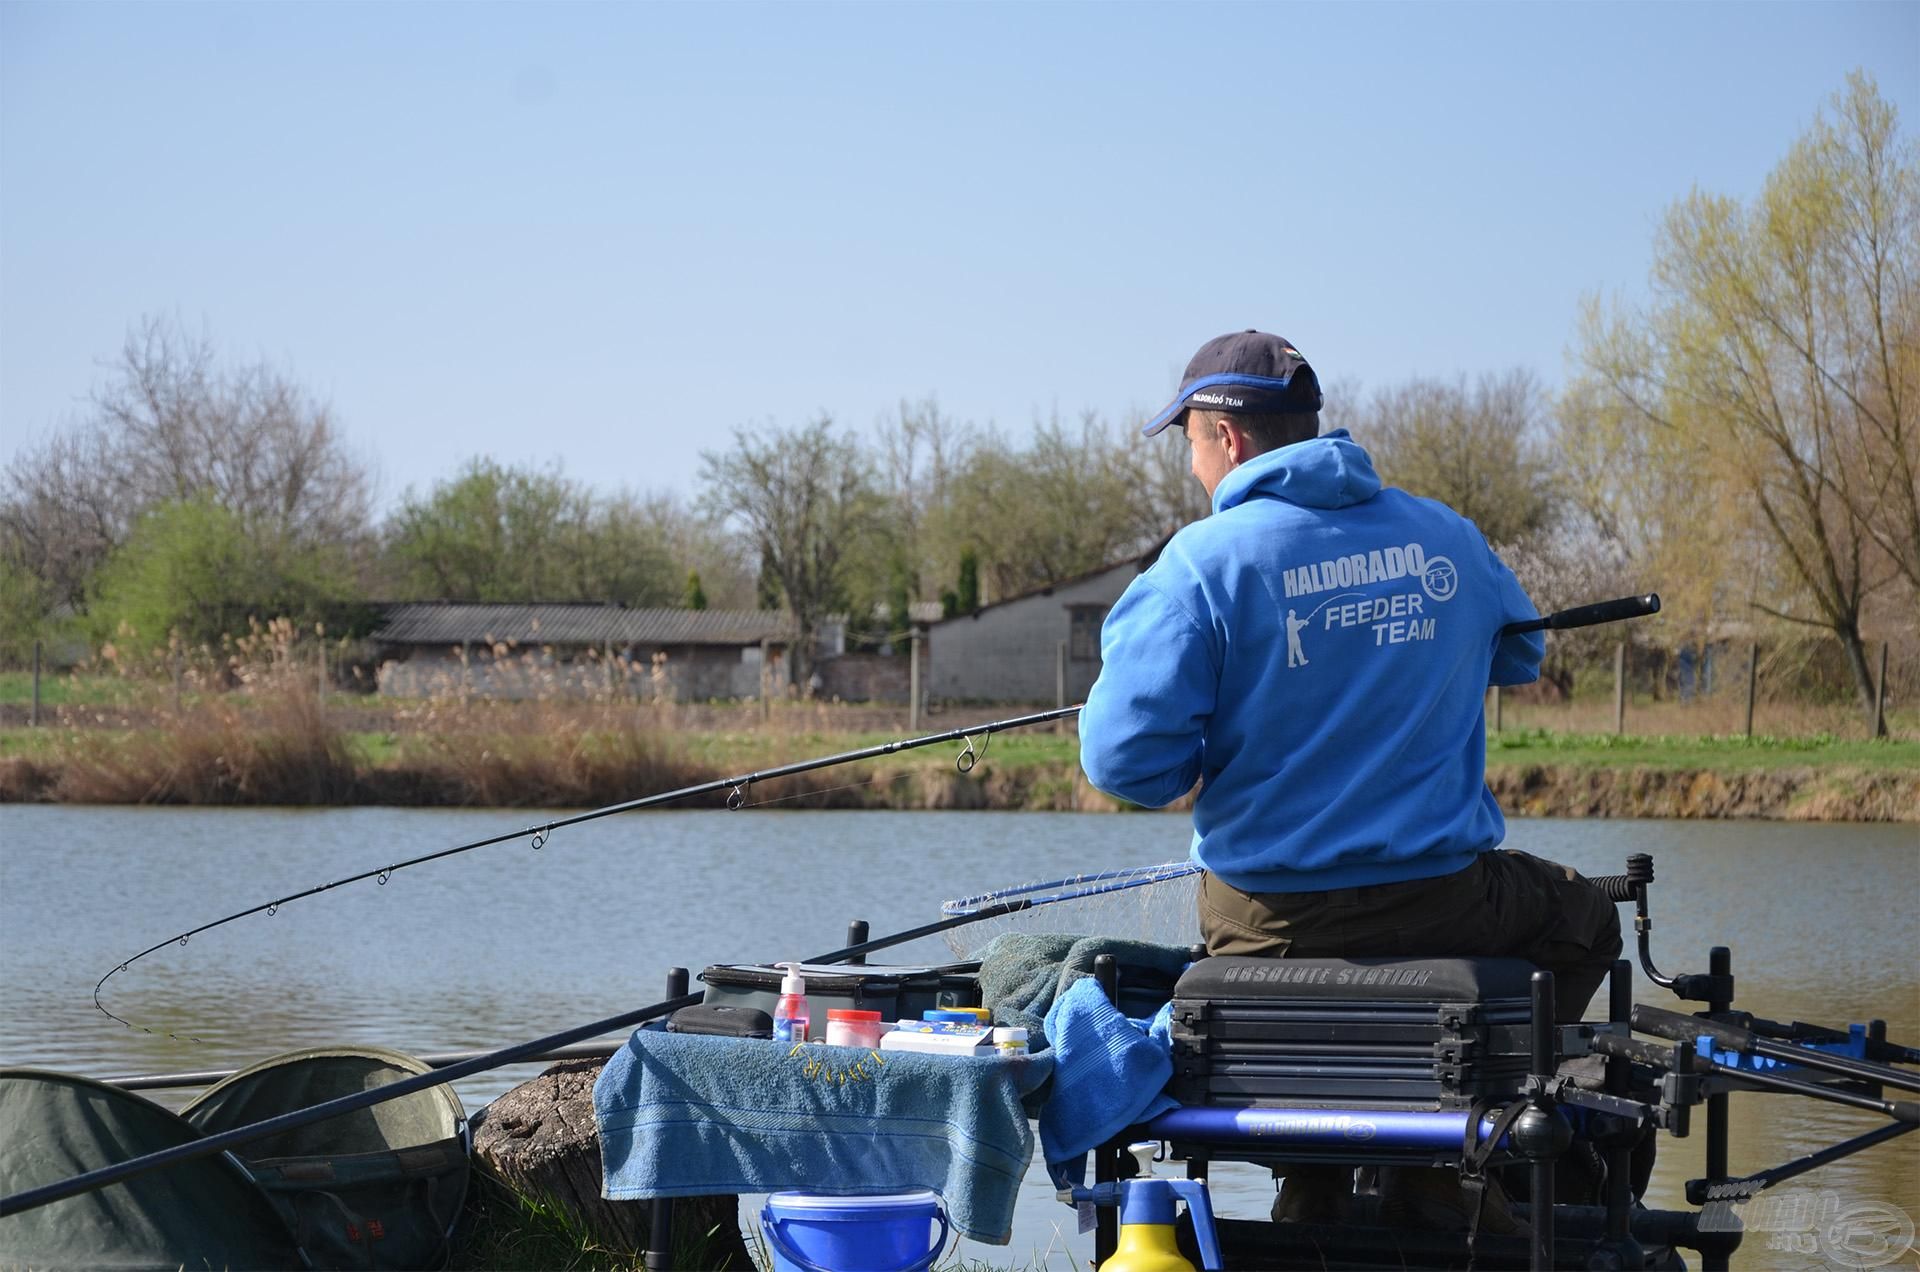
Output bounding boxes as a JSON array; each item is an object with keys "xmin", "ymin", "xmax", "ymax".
[
  {"xmin": 346, "ymin": 730, "xmax": 402, "ymax": 765},
  {"xmin": 1484, "ymin": 728, "xmax": 1920, "ymax": 771},
  {"xmin": 0, "ymin": 728, "xmax": 65, "ymax": 759},
  {"xmin": 0, "ymin": 670, "xmax": 140, "ymax": 707}
]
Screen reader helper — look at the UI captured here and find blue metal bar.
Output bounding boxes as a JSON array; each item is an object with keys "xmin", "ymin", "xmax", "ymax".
[{"xmin": 1140, "ymin": 1106, "xmax": 1511, "ymax": 1152}]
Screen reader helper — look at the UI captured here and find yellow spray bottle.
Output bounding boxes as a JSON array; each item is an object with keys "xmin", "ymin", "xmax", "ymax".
[{"xmin": 1062, "ymin": 1144, "xmax": 1221, "ymax": 1272}]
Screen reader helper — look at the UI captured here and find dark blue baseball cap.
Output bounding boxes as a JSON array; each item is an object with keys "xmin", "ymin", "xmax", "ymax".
[{"xmin": 1141, "ymin": 329, "xmax": 1323, "ymax": 436}]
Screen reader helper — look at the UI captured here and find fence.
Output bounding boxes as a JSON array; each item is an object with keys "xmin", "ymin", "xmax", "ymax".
[{"xmin": 1487, "ymin": 633, "xmax": 1916, "ymax": 740}]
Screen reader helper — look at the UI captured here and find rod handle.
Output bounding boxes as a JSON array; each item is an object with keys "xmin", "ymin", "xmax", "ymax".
[{"xmin": 1502, "ymin": 593, "xmax": 1661, "ymax": 637}]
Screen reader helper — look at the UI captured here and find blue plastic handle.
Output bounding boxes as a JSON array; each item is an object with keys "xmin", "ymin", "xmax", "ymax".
[
  {"xmin": 1169, "ymin": 1180, "xmax": 1222, "ymax": 1272},
  {"xmin": 759, "ymin": 1205, "xmax": 951, "ymax": 1272}
]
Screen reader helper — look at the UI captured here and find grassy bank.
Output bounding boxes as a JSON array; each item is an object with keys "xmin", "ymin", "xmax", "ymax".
[{"xmin": 1, "ymin": 694, "xmax": 1915, "ymax": 818}]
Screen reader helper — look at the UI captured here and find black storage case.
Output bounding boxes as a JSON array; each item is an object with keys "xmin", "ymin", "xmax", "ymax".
[
  {"xmin": 1170, "ymin": 956, "xmax": 1539, "ymax": 1110},
  {"xmin": 667, "ymin": 1004, "xmax": 773, "ymax": 1038},
  {"xmin": 697, "ymin": 960, "xmax": 980, "ymax": 1022}
]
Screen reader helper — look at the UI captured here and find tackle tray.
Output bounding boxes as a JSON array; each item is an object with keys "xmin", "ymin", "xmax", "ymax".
[
  {"xmin": 1169, "ymin": 956, "xmax": 1541, "ymax": 1110},
  {"xmin": 697, "ymin": 960, "xmax": 980, "ymax": 1022}
]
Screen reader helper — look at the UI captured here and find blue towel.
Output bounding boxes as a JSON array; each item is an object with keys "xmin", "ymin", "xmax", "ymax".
[
  {"xmin": 976, "ymin": 933, "xmax": 1192, "ymax": 1050},
  {"xmin": 1038, "ymin": 977, "xmax": 1179, "ymax": 1185},
  {"xmin": 594, "ymin": 1029, "xmax": 1054, "ymax": 1244}
]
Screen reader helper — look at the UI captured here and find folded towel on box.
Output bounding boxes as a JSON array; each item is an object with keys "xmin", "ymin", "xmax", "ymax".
[
  {"xmin": 593, "ymin": 1028, "xmax": 1054, "ymax": 1245},
  {"xmin": 1038, "ymin": 977, "xmax": 1178, "ymax": 1184},
  {"xmin": 976, "ymin": 933, "xmax": 1191, "ymax": 1049}
]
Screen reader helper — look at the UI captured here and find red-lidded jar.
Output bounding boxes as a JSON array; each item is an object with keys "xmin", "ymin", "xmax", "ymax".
[{"xmin": 825, "ymin": 1009, "xmax": 886, "ymax": 1049}]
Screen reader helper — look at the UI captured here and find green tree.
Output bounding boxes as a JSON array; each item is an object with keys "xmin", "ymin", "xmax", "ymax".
[
  {"xmin": 955, "ymin": 547, "xmax": 980, "ymax": 613},
  {"xmin": 88, "ymin": 497, "xmax": 352, "ymax": 649},
  {"xmin": 1565, "ymin": 73, "xmax": 1919, "ymax": 729},
  {"xmin": 756, "ymin": 547, "xmax": 784, "ymax": 611},
  {"xmin": 684, "ymin": 570, "xmax": 708, "ymax": 610},
  {"xmin": 700, "ymin": 418, "xmax": 882, "ymax": 686},
  {"xmin": 0, "ymin": 315, "xmax": 373, "ymax": 645},
  {"xmin": 382, "ymin": 459, "xmax": 677, "ymax": 604},
  {"xmin": 882, "ymin": 551, "xmax": 914, "ymax": 651},
  {"xmin": 0, "ymin": 558, "xmax": 61, "ymax": 666}
]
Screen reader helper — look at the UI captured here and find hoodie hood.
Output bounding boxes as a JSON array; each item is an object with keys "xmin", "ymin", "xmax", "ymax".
[{"xmin": 1212, "ymin": 429, "xmax": 1382, "ymax": 515}]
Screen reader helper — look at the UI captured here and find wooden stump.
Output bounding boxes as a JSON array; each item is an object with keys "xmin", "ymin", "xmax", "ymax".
[{"xmin": 470, "ymin": 1057, "xmax": 749, "ymax": 1266}]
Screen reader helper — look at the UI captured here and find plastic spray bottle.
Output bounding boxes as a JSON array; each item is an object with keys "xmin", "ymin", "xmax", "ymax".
[
  {"xmin": 1062, "ymin": 1144, "xmax": 1222, "ymax": 1272},
  {"xmin": 771, "ymin": 962, "xmax": 810, "ymax": 1043}
]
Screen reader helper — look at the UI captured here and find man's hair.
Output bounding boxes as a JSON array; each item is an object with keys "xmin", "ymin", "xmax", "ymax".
[{"xmin": 1190, "ymin": 408, "xmax": 1320, "ymax": 455}]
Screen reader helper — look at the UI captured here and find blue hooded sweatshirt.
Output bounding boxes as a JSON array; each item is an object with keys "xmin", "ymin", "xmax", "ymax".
[{"xmin": 1079, "ymin": 431, "xmax": 1543, "ymax": 894}]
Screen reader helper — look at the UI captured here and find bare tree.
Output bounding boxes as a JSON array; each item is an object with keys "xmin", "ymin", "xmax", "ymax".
[
  {"xmin": 700, "ymin": 417, "xmax": 882, "ymax": 687},
  {"xmin": 875, "ymin": 398, "xmax": 975, "ymax": 617},
  {"xmin": 1352, "ymin": 369, "xmax": 1558, "ymax": 547},
  {"xmin": 1, "ymin": 315, "xmax": 374, "ymax": 621},
  {"xmin": 935, "ymin": 412, "xmax": 1164, "ymax": 598}
]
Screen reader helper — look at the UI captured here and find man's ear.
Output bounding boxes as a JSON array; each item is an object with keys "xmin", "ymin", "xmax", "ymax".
[{"xmin": 1221, "ymin": 417, "xmax": 1257, "ymax": 465}]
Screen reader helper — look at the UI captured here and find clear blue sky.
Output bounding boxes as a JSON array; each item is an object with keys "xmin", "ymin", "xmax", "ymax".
[{"xmin": 3, "ymin": 1, "xmax": 1915, "ymax": 513}]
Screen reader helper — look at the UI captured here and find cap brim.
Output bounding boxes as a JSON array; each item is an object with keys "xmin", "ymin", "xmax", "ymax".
[
  {"xmin": 1140, "ymin": 371, "xmax": 1317, "ymax": 437},
  {"xmin": 1141, "ymin": 398, "xmax": 1187, "ymax": 437}
]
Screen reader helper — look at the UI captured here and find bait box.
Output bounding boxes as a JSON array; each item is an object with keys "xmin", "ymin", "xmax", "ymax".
[
  {"xmin": 879, "ymin": 1027, "xmax": 995, "ymax": 1057},
  {"xmin": 698, "ymin": 961, "xmax": 980, "ymax": 1023},
  {"xmin": 1169, "ymin": 956, "xmax": 1539, "ymax": 1110}
]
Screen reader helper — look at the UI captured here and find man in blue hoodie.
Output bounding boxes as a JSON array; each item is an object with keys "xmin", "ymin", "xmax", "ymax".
[
  {"xmin": 1080, "ymin": 330, "xmax": 1624, "ymax": 1227},
  {"xmin": 1080, "ymin": 331, "xmax": 1620, "ymax": 1019}
]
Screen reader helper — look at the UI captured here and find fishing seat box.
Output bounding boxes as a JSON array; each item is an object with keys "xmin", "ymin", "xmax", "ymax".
[
  {"xmin": 697, "ymin": 961, "xmax": 980, "ymax": 1023},
  {"xmin": 1169, "ymin": 956, "xmax": 1538, "ymax": 1110}
]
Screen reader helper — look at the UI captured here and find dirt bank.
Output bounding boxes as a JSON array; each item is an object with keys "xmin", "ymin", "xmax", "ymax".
[{"xmin": 1485, "ymin": 763, "xmax": 1919, "ymax": 821}]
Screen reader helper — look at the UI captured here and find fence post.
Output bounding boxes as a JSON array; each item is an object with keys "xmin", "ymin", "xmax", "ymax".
[
  {"xmin": 317, "ymin": 642, "xmax": 327, "ymax": 703},
  {"xmin": 1613, "ymin": 640, "xmax": 1626, "ymax": 735},
  {"xmin": 1873, "ymin": 641, "xmax": 1889, "ymax": 740},
  {"xmin": 759, "ymin": 638, "xmax": 771, "ymax": 722},
  {"xmin": 909, "ymin": 629, "xmax": 921, "ymax": 733},
  {"xmin": 173, "ymin": 651, "xmax": 184, "ymax": 713},
  {"xmin": 1056, "ymin": 640, "xmax": 1068, "ymax": 734},
  {"xmin": 1745, "ymin": 643, "xmax": 1758, "ymax": 739},
  {"xmin": 30, "ymin": 640, "xmax": 42, "ymax": 727},
  {"xmin": 1492, "ymin": 684, "xmax": 1503, "ymax": 733}
]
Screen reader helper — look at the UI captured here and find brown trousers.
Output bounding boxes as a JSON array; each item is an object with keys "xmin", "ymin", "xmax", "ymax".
[{"xmin": 1198, "ymin": 850, "xmax": 1624, "ymax": 1022}]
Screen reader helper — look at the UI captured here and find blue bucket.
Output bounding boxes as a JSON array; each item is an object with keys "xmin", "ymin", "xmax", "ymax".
[{"xmin": 760, "ymin": 1189, "xmax": 950, "ymax": 1272}]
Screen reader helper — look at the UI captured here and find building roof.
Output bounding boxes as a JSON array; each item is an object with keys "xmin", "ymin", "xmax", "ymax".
[{"xmin": 371, "ymin": 602, "xmax": 797, "ymax": 648}]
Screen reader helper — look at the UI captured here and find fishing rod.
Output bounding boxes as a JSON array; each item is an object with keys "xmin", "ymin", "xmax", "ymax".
[
  {"xmin": 96, "ymin": 593, "xmax": 1664, "ymax": 1035},
  {"xmin": 92, "ymin": 704, "xmax": 1082, "ymax": 1038},
  {"xmin": 1, "ymin": 890, "xmax": 1049, "ymax": 1218},
  {"xmin": 20, "ymin": 593, "xmax": 1665, "ymax": 1217}
]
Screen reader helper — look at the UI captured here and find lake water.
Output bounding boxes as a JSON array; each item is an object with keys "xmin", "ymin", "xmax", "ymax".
[{"xmin": 2, "ymin": 805, "xmax": 1915, "ymax": 1269}]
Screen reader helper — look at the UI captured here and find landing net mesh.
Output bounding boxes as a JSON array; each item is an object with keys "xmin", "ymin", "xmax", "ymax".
[{"xmin": 939, "ymin": 864, "xmax": 1203, "ymax": 959}]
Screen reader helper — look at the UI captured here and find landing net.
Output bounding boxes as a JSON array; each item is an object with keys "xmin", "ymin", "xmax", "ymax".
[{"xmin": 939, "ymin": 861, "xmax": 1203, "ymax": 958}]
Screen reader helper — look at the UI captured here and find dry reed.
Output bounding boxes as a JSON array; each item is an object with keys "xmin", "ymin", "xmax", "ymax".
[
  {"xmin": 375, "ymin": 698, "xmax": 707, "ymax": 808},
  {"xmin": 53, "ymin": 620, "xmax": 358, "ymax": 805}
]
